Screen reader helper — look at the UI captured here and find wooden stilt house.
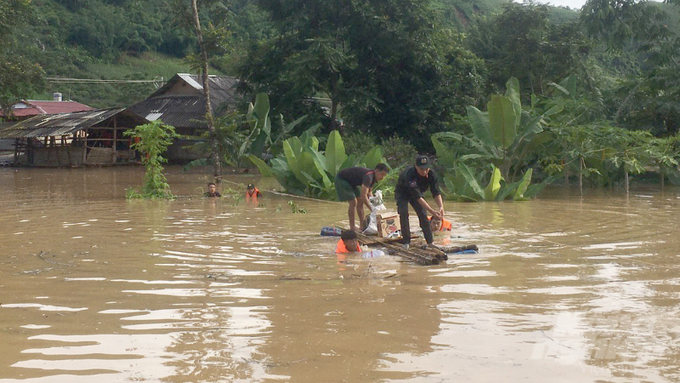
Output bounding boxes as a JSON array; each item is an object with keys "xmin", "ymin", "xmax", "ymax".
[{"xmin": 0, "ymin": 108, "xmax": 148, "ymax": 167}]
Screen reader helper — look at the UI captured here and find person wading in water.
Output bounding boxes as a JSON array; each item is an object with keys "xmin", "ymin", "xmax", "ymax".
[
  {"xmin": 395, "ymin": 155, "xmax": 444, "ymax": 249},
  {"xmin": 334, "ymin": 163, "xmax": 389, "ymax": 232}
]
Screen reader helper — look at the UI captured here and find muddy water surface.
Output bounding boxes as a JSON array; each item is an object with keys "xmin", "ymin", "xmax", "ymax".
[{"xmin": 0, "ymin": 167, "xmax": 679, "ymax": 383}]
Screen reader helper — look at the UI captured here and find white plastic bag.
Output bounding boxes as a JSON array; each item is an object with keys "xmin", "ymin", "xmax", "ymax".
[{"xmin": 363, "ymin": 191, "xmax": 386, "ymax": 235}]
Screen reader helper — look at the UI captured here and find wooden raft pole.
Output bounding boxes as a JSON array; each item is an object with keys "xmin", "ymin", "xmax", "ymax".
[{"xmin": 353, "ymin": 231, "xmax": 442, "ymax": 265}]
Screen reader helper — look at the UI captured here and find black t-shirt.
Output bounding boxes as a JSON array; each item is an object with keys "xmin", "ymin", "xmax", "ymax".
[
  {"xmin": 204, "ymin": 191, "xmax": 221, "ymax": 197},
  {"xmin": 337, "ymin": 166, "xmax": 376, "ymax": 188},
  {"xmin": 395, "ymin": 166, "xmax": 441, "ymax": 200}
]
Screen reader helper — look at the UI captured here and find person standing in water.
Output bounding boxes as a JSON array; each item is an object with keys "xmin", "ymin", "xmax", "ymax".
[
  {"xmin": 246, "ymin": 183, "xmax": 262, "ymax": 198},
  {"xmin": 334, "ymin": 163, "xmax": 389, "ymax": 232},
  {"xmin": 395, "ymin": 155, "xmax": 444, "ymax": 248},
  {"xmin": 204, "ymin": 182, "xmax": 221, "ymax": 197}
]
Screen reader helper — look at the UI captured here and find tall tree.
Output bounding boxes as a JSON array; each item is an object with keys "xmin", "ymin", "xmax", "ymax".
[{"xmin": 0, "ymin": 0, "xmax": 44, "ymax": 115}]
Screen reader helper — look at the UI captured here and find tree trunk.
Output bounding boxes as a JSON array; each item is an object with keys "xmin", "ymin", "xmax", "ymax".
[
  {"xmin": 661, "ymin": 169, "xmax": 665, "ymax": 190},
  {"xmin": 329, "ymin": 98, "xmax": 338, "ymax": 132},
  {"xmin": 625, "ymin": 171, "xmax": 630, "ymax": 196},
  {"xmin": 191, "ymin": 0, "xmax": 222, "ymax": 182},
  {"xmin": 579, "ymin": 156, "xmax": 583, "ymax": 196}
]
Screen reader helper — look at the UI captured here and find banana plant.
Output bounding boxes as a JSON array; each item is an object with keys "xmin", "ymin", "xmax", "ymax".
[
  {"xmin": 248, "ymin": 130, "xmax": 387, "ymax": 199},
  {"xmin": 433, "ymin": 77, "xmax": 562, "ymax": 201},
  {"xmin": 442, "ymin": 163, "xmax": 548, "ymax": 202},
  {"xmin": 240, "ymin": 93, "xmax": 310, "ymax": 160},
  {"xmin": 434, "ymin": 77, "xmax": 561, "ymax": 183}
]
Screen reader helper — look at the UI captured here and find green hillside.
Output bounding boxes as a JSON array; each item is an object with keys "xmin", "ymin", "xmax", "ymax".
[{"xmin": 12, "ymin": 0, "xmax": 576, "ymax": 108}]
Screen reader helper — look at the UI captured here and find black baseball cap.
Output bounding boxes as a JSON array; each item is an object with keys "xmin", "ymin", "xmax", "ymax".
[{"xmin": 415, "ymin": 155, "xmax": 430, "ymax": 169}]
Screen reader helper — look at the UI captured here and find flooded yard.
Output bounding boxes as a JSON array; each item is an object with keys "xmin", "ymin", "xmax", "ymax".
[{"xmin": 0, "ymin": 166, "xmax": 679, "ymax": 382}]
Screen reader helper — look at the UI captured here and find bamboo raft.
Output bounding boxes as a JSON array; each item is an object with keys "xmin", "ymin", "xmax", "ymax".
[{"xmin": 352, "ymin": 230, "xmax": 478, "ymax": 266}]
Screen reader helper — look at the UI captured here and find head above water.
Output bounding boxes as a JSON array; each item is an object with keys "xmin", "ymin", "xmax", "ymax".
[
  {"xmin": 340, "ymin": 230, "xmax": 359, "ymax": 252},
  {"xmin": 429, "ymin": 215, "xmax": 441, "ymax": 231},
  {"xmin": 374, "ymin": 163, "xmax": 389, "ymax": 182},
  {"xmin": 415, "ymin": 155, "xmax": 430, "ymax": 176},
  {"xmin": 247, "ymin": 183, "xmax": 255, "ymax": 190},
  {"xmin": 208, "ymin": 182, "xmax": 217, "ymax": 192},
  {"xmin": 341, "ymin": 230, "xmax": 357, "ymax": 241}
]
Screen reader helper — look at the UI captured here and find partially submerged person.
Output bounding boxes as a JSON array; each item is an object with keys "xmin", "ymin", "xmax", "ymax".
[
  {"xmin": 246, "ymin": 183, "xmax": 262, "ymax": 198},
  {"xmin": 395, "ymin": 155, "xmax": 444, "ymax": 248},
  {"xmin": 335, "ymin": 230, "xmax": 362, "ymax": 253},
  {"xmin": 429, "ymin": 215, "xmax": 452, "ymax": 232},
  {"xmin": 204, "ymin": 182, "xmax": 221, "ymax": 197},
  {"xmin": 334, "ymin": 163, "xmax": 389, "ymax": 232}
]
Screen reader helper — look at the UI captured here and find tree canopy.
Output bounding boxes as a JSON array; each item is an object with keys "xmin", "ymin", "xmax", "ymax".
[{"xmin": 239, "ymin": 0, "xmax": 486, "ymax": 148}]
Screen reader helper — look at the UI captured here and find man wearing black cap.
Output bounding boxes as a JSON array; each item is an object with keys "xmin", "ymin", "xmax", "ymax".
[{"xmin": 395, "ymin": 155, "xmax": 445, "ymax": 247}]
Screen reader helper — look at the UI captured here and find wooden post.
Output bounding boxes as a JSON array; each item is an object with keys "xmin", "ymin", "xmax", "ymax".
[
  {"xmin": 65, "ymin": 135, "xmax": 72, "ymax": 166},
  {"xmin": 82, "ymin": 130, "xmax": 88, "ymax": 165},
  {"xmin": 579, "ymin": 157, "xmax": 583, "ymax": 196},
  {"xmin": 113, "ymin": 115, "xmax": 117, "ymax": 164}
]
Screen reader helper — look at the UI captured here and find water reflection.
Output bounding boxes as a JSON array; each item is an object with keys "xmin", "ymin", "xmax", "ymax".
[{"xmin": 1, "ymin": 168, "xmax": 680, "ymax": 382}]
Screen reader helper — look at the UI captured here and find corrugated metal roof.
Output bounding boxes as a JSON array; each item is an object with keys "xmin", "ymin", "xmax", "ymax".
[
  {"xmin": 147, "ymin": 73, "xmax": 241, "ymax": 109},
  {"xmin": 127, "ymin": 95, "xmax": 208, "ymax": 129},
  {"xmin": 0, "ymin": 100, "xmax": 93, "ymax": 118},
  {"xmin": 129, "ymin": 74, "xmax": 243, "ymax": 130},
  {"xmin": 0, "ymin": 108, "xmax": 146, "ymax": 138}
]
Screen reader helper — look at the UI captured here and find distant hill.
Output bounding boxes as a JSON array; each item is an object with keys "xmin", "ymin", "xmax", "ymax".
[{"xmin": 19, "ymin": 0, "xmax": 580, "ymax": 108}]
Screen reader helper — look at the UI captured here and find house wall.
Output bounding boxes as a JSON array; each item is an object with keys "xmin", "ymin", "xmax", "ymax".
[
  {"xmin": 29, "ymin": 146, "xmax": 85, "ymax": 167},
  {"xmin": 166, "ymin": 139, "xmax": 206, "ymax": 163}
]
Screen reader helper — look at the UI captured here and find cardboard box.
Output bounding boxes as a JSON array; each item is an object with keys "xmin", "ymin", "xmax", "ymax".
[{"xmin": 377, "ymin": 214, "xmax": 400, "ymax": 238}]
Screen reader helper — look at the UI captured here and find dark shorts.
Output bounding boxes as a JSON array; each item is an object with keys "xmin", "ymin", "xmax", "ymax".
[{"xmin": 335, "ymin": 175, "xmax": 360, "ymax": 201}]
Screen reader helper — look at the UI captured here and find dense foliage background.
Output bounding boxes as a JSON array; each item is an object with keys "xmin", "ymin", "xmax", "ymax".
[{"xmin": 4, "ymin": 0, "xmax": 680, "ymax": 194}]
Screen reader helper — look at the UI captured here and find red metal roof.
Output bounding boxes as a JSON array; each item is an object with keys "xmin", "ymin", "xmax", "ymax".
[{"xmin": 1, "ymin": 100, "xmax": 93, "ymax": 118}]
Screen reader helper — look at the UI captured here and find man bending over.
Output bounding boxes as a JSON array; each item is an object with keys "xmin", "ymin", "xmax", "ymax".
[{"xmin": 334, "ymin": 163, "xmax": 389, "ymax": 232}]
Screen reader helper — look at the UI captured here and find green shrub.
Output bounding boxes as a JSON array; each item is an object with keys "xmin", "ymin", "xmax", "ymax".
[{"xmin": 124, "ymin": 120, "xmax": 179, "ymax": 199}]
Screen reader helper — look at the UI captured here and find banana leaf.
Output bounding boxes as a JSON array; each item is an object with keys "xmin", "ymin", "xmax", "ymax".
[
  {"xmin": 513, "ymin": 168, "xmax": 533, "ymax": 201},
  {"xmin": 432, "ymin": 135, "xmax": 455, "ymax": 168},
  {"xmin": 484, "ymin": 166, "xmax": 502, "ymax": 200},
  {"xmin": 283, "ymin": 140, "xmax": 303, "ymax": 182},
  {"xmin": 466, "ymin": 106, "xmax": 494, "ymax": 146},
  {"xmin": 247, "ymin": 154, "xmax": 274, "ymax": 177},
  {"xmin": 325, "ymin": 130, "xmax": 347, "ymax": 177},
  {"xmin": 504, "ymin": 77, "xmax": 522, "ymax": 124},
  {"xmin": 444, "ymin": 173, "xmax": 479, "ymax": 202},
  {"xmin": 488, "ymin": 94, "xmax": 518, "ymax": 150},
  {"xmin": 340, "ymin": 154, "xmax": 357, "ymax": 170},
  {"xmin": 360, "ymin": 146, "xmax": 383, "ymax": 168},
  {"xmin": 457, "ymin": 163, "xmax": 485, "ymax": 200}
]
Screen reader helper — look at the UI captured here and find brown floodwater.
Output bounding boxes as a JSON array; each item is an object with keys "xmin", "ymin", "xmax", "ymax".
[{"xmin": 0, "ymin": 166, "xmax": 679, "ymax": 383}]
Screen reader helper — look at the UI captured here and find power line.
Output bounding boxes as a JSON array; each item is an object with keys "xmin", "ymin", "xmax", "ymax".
[{"xmin": 46, "ymin": 77, "xmax": 166, "ymax": 85}]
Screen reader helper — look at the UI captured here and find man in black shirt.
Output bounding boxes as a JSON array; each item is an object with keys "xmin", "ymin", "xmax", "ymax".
[
  {"xmin": 204, "ymin": 182, "xmax": 221, "ymax": 198},
  {"xmin": 395, "ymin": 155, "xmax": 445, "ymax": 246},
  {"xmin": 335, "ymin": 163, "xmax": 389, "ymax": 232}
]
